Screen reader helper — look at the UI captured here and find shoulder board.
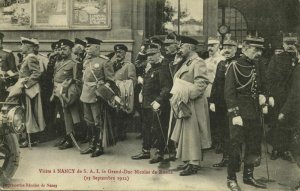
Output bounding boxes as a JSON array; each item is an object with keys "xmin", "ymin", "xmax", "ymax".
[
  {"xmin": 99, "ymin": 55, "xmax": 109, "ymax": 60},
  {"xmin": 2, "ymin": 48, "xmax": 12, "ymax": 53},
  {"xmin": 38, "ymin": 53, "xmax": 47, "ymax": 58}
]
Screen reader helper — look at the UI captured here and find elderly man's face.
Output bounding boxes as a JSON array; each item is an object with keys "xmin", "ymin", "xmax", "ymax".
[
  {"xmin": 115, "ymin": 50, "xmax": 126, "ymax": 62},
  {"xmin": 73, "ymin": 44, "xmax": 85, "ymax": 55},
  {"xmin": 165, "ymin": 43, "xmax": 178, "ymax": 55},
  {"xmin": 85, "ymin": 44, "xmax": 100, "ymax": 57},
  {"xmin": 20, "ymin": 43, "xmax": 33, "ymax": 54},
  {"xmin": 178, "ymin": 43, "xmax": 192, "ymax": 58},
  {"xmin": 208, "ymin": 43, "xmax": 220, "ymax": 56},
  {"xmin": 283, "ymin": 42, "xmax": 296, "ymax": 53},
  {"xmin": 222, "ymin": 45, "xmax": 237, "ymax": 59},
  {"xmin": 147, "ymin": 52, "xmax": 161, "ymax": 64},
  {"xmin": 243, "ymin": 46, "xmax": 263, "ymax": 60}
]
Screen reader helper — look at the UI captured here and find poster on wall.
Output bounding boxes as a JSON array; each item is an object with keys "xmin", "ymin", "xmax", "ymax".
[
  {"xmin": 33, "ymin": 0, "xmax": 68, "ymax": 27},
  {"xmin": 0, "ymin": 0, "xmax": 31, "ymax": 29},
  {"xmin": 72, "ymin": 0, "xmax": 110, "ymax": 28}
]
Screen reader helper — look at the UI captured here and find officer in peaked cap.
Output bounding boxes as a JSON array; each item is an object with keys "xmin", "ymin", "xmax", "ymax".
[
  {"xmin": 113, "ymin": 43, "xmax": 136, "ymax": 141},
  {"xmin": 0, "ymin": 32, "xmax": 17, "ymax": 101},
  {"xmin": 210, "ymin": 34, "xmax": 237, "ymax": 168},
  {"xmin": 51, "ymin": 38, "xmax": 82, "ymax": 150},
  {"xmin": 267, "ymin": 33, "xmax": 298, "ymax": 163},
  {"xmin": 163, "ymin": 32, "xmax": 181, "ymax": 77},
  {"xmin": 225, "ymin": 34, "xmax": 268, "ymax": 190},
  {"xmin": 80, "ymin": 37, "xmax": 115, "ymax": 157},
  {"xmin": 132, "ymin": 42, "xmax": 172, "ymax": 165}
]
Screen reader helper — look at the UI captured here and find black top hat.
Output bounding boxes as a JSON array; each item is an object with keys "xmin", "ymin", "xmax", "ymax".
[
  {"xmin": 85, "ymin": 37, "xmax": 102, "ymax": 45},
  {"xmin": 59, "ymin": 39, "xmax": 74, "ymax": 48},
  {"xmin": 74, "ymin": 38, "xmax": 87, "ymax": 47},
  {"xmin": 114, "ymin": 44, "xmax": 128, "ymax": 52}
]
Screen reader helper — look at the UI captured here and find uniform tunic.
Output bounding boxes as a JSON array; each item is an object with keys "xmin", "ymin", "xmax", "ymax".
[
  {"xmin": 53, "ymin": 58, "xmax": 81, "ymax": 134},
  {"xmin": 225, "ymin": 55, "xmax": 267, "ymax": 172}
]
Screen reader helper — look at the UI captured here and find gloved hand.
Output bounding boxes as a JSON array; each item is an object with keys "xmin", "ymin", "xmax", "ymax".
[
  {"xmin": 278, "ymin": 113, "xmax": 285, "ymax": 121},
  {"xmin": 139, "ymin": 91, "xmax": 143, "ymax": 103},
  {"xmin": 151, "ymin": 101, "xmax": 160, "ymax": 110},
  {"xmin": 269, "ymin": 97, "xmax": 275, "ymax": 107},
  {"xmin": 209, "ymin": 103, "xmax": 215, "ymax": 112},
  {"xmin": 232, "ymin": 116, "xmax": 243, "ymax": 126},
  {"xmin": 138, "ymin": 76, "xmax": 143, "ymax": 85},
  {"xmin": 262, "ymin": 105, "xmax": 268, "ymax": 114},
  {"xmin": 259, "ymin": 94, "xmax": 266, "ymax": 106}
]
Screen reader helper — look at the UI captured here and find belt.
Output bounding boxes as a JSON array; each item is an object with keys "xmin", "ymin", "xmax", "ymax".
[{"xmin": 84, "ymin": 80, "xmax": 104, "ymax": 87}]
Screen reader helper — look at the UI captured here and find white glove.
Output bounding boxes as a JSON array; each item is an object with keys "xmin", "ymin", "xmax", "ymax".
[
  {"xmin": 139, "ymin": 91, "xmax": 143, "ymax": 103},
  {"xmin": 259, "ymin": 94, "xmax": 266, "ymax": 106},
  {"xmin": 209, "ymin": 103, "xmax": 216, "ymax": 112},
  {"xmin": 138, "ymin": 76, "xmax": 144, "ymax": 85},
  {"xmin": 269, "ymin": 97, "xmax": 275, "ymax": 107},
  {"xmin": 278, "ymin": 113, "xmax": 285, "ymax": 121},
  {"xmin": 262, "ymin": 106, "xmax": 268, "ymax": 114},
  {"xmin": 232, "ymin": 116, "xmax": 243, "ymax": 126},
  {"xmin": 151, "ymin": 101, "xmax": 160, "ymax": 110}
]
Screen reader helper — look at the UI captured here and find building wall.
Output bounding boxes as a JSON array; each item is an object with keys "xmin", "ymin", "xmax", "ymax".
[{"xmin": 1, "ymin": 0, "xmax": 145, "ymax": 61}]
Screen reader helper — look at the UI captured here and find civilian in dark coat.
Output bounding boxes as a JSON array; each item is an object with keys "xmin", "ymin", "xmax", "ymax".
[{"xmin": 266, "ymin": 35, "xmax": 298, "ymax": 162}]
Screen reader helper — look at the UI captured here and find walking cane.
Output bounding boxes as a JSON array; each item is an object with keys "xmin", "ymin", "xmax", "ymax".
[
  {"xmin": 260, "ymin": 105, "xmax": 270, "ymax": 182},
  {"xmin": 70, "ymin": 133, "xmax": 84, "ymax": 152},
  {"xmin": 153, "ymin": 109, "xmax": 171, "ymax": 159}
]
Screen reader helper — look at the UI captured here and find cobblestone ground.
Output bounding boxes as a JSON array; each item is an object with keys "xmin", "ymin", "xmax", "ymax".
[{"xmin": 5, "ymin": 133, "xmax": 300, "ymax": 191}]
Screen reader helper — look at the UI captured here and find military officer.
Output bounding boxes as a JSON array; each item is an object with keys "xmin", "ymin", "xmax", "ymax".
[
  {"xmin": 210, "ymin": 35, "xmax": 238, "ymax": 168},
  {"xmin": 225, "ymin": 35, "xmax": 268, "ymax": 190},
  {"xmin": 113, "ymin": 44, "xmax": 136, "ymax": 141},
  {"xmin": 9, "ymin": 37, "xmax": 45, "ymax": 148},
  {"xmin": 205, "ymin": 37, "xmax": 225, "ymax": 153},
  {"xmin": 267, "ymin": 34, "xmax": 298, "ymax": 162},
  {"xmin": 80, "ymin": 37, "xmax": 115, "ymax": 157},
  {"xmin": 0, "ymin": 32, "xmax": 17, "ymax": 101},
  {"xmin": 131, "ymin": 43, "xmax": 172, "ymax": 164},
  {"xmin": 51, "ymin": 39, "xmax": 82, "ymax": 150}
]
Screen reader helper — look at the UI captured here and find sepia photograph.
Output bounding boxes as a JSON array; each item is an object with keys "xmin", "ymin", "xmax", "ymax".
[{"xmin": 0, "ymin": 0, "xmax": 299, "ymax": 190}]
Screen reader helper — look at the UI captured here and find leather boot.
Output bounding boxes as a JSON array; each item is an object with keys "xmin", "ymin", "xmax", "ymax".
[
  {"xmin": 179, "ymin": 164, "xmax": 199, "ymax": 176},
  {"xmin": 80, "ymin": 125, "xmax": 90, "ymax": 144},
  {"xmin": 91, "ymin": 128, "xmax": 104, "ymax": 157},
  {"xmin": 81, "ymin": 126, "xmax": 96, "ymax": 154},
  {"xmin": 58, "ymin": 135, "xmax": 73, "ymax": 150},
  {"xmin": 91, "ymin": 140, "xmax": 104, "ymax": 157},
  {"xmin": 213, "ymin": 156, "xmax": 229, "ymax": 167},
  {"xmin": 243, "ymin": 165, "xmax": 267, "ymax": 189},
  {"xmin": 227, "ymin": 179, "xmax": 241, "ymax": 191}
]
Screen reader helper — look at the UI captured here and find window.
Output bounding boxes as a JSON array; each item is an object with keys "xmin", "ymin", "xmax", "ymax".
[
  {"xmin": 218, "ymin": 7, "xmax": 247, "ymax": 42},
  {"xmin": 0, "ymin": 0, "xmax": 111, "ymax": 30},
  {"xmin": 163, "ymin": 0, "xmax": 204, "ymax": 36}
]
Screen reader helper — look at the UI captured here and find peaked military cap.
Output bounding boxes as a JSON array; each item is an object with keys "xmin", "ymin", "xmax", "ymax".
[
  {"xmin": 21, "ymin": 37, "xmax": 39, "ymax": 45},
  {"xmin": 146, "ymin": 43, "xmax": 161, "ymax": 55},
  {"xmin": 283, "ymin": 33, "xmax": 298, "ymax": 44},
  {"xmin": 244, "ymin": 34, "xmax": 264, "ymax": 48},
  {"xmin": 223, "ymin": 34, "xmax": 237, "ymax": 46},
  {"xmin": 59, "ymin": 39, "xmax": 74, "ymax": 48},
  {"xmin": 51, "ymin": 41, "xmax": 60, "ymax": 50},
  {"xmin": 85, "ymin": 37, "xmax": 102, "ymax": 45},
  {"xmin": 150, "ymin": 36, "xmax": 164, "ymax": 46},
  {"xmin": 0, "ymin": 32, "xmax": 4, "ymax": 39},
  {"xmin": 207, "ymin": 36, "xmax": 220, "ymax": 45},
  {"xmin": 180, "ymin": 35, "xmax": 199, "ymax": 45},
  {"xmin": 74, "ymin": 38, "xmax": 87, "ymax": 47},
  {"xmin": 164, "ymin": 32, "xmax": 179, "ymax": 44},
  {"xmin": 114, "ymin": 44, "xmax": 128, "ymax": 52}
]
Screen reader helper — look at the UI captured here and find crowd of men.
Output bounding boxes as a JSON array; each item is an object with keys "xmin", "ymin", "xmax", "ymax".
[{"xmin": 0, "ymin": 31, "xmax": 299, "ymax": 191}]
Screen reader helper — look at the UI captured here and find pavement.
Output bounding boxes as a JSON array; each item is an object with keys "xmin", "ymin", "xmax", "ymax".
[{"xmin": 4, "ymin": 133, "xmax": 300, "ymax": 191}]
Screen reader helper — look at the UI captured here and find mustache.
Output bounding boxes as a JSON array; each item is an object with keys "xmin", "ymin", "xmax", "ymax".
[{"xmin": 224, "ymin": 51, "xmax": 230, "ymax": 54}]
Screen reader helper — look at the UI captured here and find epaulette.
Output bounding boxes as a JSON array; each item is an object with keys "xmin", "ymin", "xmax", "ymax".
[
  {"xmin": 2, "ymin": 48, "xmax": 12, "ymax": 53},
  {"xmin": 99, "ymin": 55, "xmax": 109, "ymax": 60}
]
